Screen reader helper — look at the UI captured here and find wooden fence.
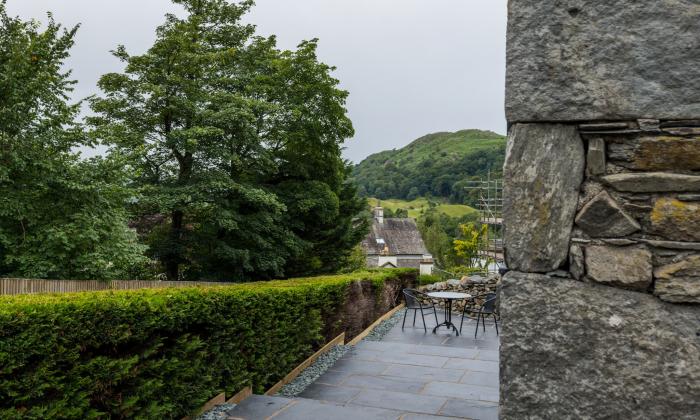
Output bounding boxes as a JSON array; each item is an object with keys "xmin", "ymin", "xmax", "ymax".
[{"xmin": 0, "ymin": 278, "xmax": 236, "ymax": 295}]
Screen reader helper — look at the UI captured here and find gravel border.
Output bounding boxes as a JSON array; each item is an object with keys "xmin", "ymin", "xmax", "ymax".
[
  {"xmin": 195, "ymin": 403, "xmax": 237, "ymax": 420},
  {"xmin": 276, "ymin": 344, "xmax": 350, "ymax": 397},
  {"xmin": 363, "ymin": 309, "xmax": 404, "ymax": 341}
]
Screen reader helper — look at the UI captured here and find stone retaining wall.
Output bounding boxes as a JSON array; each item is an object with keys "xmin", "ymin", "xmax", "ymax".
[
  {"xmin": 421, "ymin": 273, "xmax": 500, "ymax": 314},
  {"xmin": 500, "ymin": 1, "xmax": 700, "ymax": 418}
]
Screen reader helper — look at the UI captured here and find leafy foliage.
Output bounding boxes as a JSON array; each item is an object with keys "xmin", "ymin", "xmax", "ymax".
[
  {"xmin": 0, "ymin": 2, "xmax": 148, "ymax": 280},
  {"xmin": 417, "ymin": 208, "xmax": 480, "ymax": 269},
  {"xmin": 89, "ymin": 0, "xmax": 366, "ymax": 281},
  {"xmin": 453, "ymin": 222, "xmax": 489, "ymax": 268},
  {"xmin": 0, "ymin": 269, "xmax": 416, "ymax": 419},
  {"xmin": 353, "ymin": 129, "xmax": 506, "ymax": 205}
]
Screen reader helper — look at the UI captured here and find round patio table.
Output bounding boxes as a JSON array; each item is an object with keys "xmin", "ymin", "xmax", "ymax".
[{"xmin": 427, "ymin": 291, "xmax": 471, "ymax": 336}]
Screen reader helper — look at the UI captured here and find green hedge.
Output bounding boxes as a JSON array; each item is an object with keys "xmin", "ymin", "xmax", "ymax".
[
  {"xmin": 418, "ymin": 274, "xmax": 442, "ymax": 286},
  {"xmin": 0, "ymin": 269, "xmax": 416, "ymax": 419}
]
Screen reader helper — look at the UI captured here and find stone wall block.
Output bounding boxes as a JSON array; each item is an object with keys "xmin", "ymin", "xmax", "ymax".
[
  {"xmin": 586, "ymin": 137, "xmax": 606, "ymax": 176},
  {"xmin": 505, "ymin": 1, "xmax": 700, "ymax": 122},
  {"xmin": 607, "ymin": 135, "xmax": 700, "ymax": 171},
  {"xmin": 574, "ymin": 190, "xmax": 640, "ymax": 237},
  {"xmin": 500, "ymin": 272, "xmax": 700, "ymax": 420},
  {"xmin": 650, "ymin": 198, "xmax": 700, "ymax": 242},
  {"xmin": 585, "ymin": 245, "xmax": 652, "ymax": 291},
  {"xmin": 569, "ymin": 243, "xmax": 585, "ymax": 280},
  {"xmin": 654, "ymin": 255, "xmax": 700, "ymax": 303},
  {"xmin": 602, "ymin": 172, "xmax": 700, "ymax": 193},
  {"xmin": 503, "ymin": 123, "xmax": 585, "ymax": 272}
]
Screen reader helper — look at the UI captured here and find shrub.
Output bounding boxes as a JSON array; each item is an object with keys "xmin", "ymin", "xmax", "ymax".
[
  {"xmin": 0, "ymin": 269, "xmax": 416, "ymax": 419},
  {"xmin": 418, "ymin": 274, "xmax": 442, "ymax": 285}
]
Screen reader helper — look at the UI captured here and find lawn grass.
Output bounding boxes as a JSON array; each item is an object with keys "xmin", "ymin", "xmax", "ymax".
[{"xmin": 367, "ymin": 197, "xmax": 478, "ymax": 219}]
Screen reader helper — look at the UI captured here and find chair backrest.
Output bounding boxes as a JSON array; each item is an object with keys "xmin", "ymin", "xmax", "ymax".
[
  {"xmin": 482, "ymin": 292, "xmax": 497, "ymax": 313},
  {"xmin": 402, "ymin": 288, "xmax": 425, "ymax": 309}
]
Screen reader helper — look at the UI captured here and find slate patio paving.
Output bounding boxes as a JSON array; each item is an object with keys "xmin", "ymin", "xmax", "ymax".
[{"xmin": 226, "ymin": 310, "xmax": 499, "ymax": 420}]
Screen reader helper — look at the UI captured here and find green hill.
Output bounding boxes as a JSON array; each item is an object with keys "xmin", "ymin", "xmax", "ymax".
[{"xmin": 353, "ymin": 129, "xmax": 506, "ymax": 204}]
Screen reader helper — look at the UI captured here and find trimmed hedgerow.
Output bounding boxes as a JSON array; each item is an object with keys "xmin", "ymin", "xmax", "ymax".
[
  {"xmin": 0, "ymin": 268, "xmax": 416, "ymax": 419},
  {"xmin": 418, "ymin": 274, "xmax": 442, "ymax": 286}
]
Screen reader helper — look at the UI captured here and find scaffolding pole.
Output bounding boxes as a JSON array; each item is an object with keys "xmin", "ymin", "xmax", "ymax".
[{"xmin": 465, "ymin": 172, "xmax": 504, "ymax": 272}]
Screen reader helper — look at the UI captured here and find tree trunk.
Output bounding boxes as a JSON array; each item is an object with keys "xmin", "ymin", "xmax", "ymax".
[
  {"xmin": 165, "ymin": 152, "xmax": 193, "ymax": 281},
  {"xmin": 165, "ymin": 209, "xmax": 184, "ymax": 280}
]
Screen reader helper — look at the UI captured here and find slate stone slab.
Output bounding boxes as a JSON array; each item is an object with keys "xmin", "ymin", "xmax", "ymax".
[
  {"xmin": 224, "ymin": 395, "xmax": 293, "ymax": 419},
  {"xmin": 649, "ymin": 198, "xmax": 700, "ymax": 242},
  {"xmin": 585, "ymin": 245, "xmax": 652, "ymax": 291},
  {"xmin": 272, "ymin": 398, "xmax": 400, "ymax": 420},
  {"xmin": 505, "ymin": 0, "xmax": 700, "ymax": 122},
  {"xmin": 607, "ymin": 135, "xmax": 700, "ymax": 171},
  {"xmin": 602, "ymin": 172, "xmax": 700, "ymax": 193},
  {"xmin": 654, "ymin": 254, "xmax": 700, "ymax": 304},
  {"xmin": 503, "ymin": 123, "xmax": 584, "ymax": 272},
  {"xmin": 585, "ymin": 137, "xmax": 606, "ymax": 176},
  {"xmin": 298, "ymin": 383, "xmax": 360, "ymax": 404},
  {"xmin": 500, "ymin": 272, "xmax": 700, "ymax": 420},
  {"xmin": 349, "ymin": 389, "xmax": 447, "ymax": 415},
  {"xmin": 439, "ymin": 399, "xmax": 498, "ymax": 420},
  {"xmin": 574, "ymin": 190, "xmax": 640, "ymax": 237},
  {"xmin": 422, "ymin": 381, "xmax": 499, "ymax": 403}
]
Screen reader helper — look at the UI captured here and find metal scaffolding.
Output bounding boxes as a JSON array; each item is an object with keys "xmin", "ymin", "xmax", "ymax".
[{"xmin": 465, "ymin": 173, "xmax": 504, "ymax": 271}]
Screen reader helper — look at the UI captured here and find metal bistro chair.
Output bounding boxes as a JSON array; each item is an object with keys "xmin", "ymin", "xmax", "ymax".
[
  {"xmin": 460, "ymin": 292, "xmax": 499, "ymax": 338},
  {"xmin": 402, "ymin": 289, "xmax": 439, "ymax": 332}
]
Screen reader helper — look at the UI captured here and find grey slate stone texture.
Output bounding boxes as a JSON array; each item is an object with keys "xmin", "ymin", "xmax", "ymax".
[
  {"xmin": 500, "ymin": 271, "xmax": 700, "ymax": 420},
  {"xmin": 503, "ymin": 123, "xmax": 585, "ymax": 272},
  {"xmin": 602, "ymin": 172, "xmax": 700, "ymax": 193},
  {"xmin": 649, "ymin": 198, "xmax": 700, "ymax": 242},
  {"xmin": 574, "ymin": 190, "xmax": 640, "ymax": 237},
  {"xmin": 585, "ymin": 244, "xmax": 652, "ymax": 291},
  {"xmin": 505, "ymin": 0, "xmax": 700, "ymax": 122},
  {"xmin": 654, "ymin": 254, "xmax": 700, "ymax": 304},
  {"xmin": 585, "ymin": 137, "xmax": 605, "ymax": 176}
]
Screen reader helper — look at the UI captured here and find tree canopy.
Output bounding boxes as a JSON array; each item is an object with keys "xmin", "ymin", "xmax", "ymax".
[
  {"xmin": 89, "ymin": 0, "xmax": 366, "ymax": 281},
  {"xmin": 0, "ymin": 2, "xmax": 148, "ymax": 279}
]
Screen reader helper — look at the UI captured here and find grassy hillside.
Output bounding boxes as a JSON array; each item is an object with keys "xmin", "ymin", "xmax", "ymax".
[
  {"xmin": 367, "ymin": 197, "xmax": 478, "ymax": 219},
  {"xmin": 353, "ymin": 129, "xmax": 506, "ymax": 205}
]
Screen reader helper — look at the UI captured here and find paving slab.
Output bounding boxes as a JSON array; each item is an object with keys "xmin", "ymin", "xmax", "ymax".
[
  {"xmin": 225, "ymin": 395, "xmax": 293, "ymax": 419},
  {"xmin": 381, "ymin": 364, "xmax": 466, "ymax": 383},
  {"xmin": 443, "ymin": 358, "xmax": 499, "ymax": 373},
  {"xmin": 272, "ymin": 397, "xmax": 401, "ymax": 420},
  {"xmin": 460, "ymin": 371, "xmax": 499, "ymax": 388},
  {"xmin": 226, "ymin": 310, "xmax": 500, "ymax": 419},
  {"xmin": 439, "ymin": 399, "xmax": 499, "ymax": 420},
  {"xmin": 341, "ymin": 373, "xmax": 428, "ymax": 394},
  {"xmin": 349, "ymin": 389, "xmax": 448, "ymax": 414},
  {"xmin": 298, "ymin": 383, "xmax": 360, "ymax": 403},
  {"xmin": 422, "ymin": 381, "xmax": 499, "ymax": 403}
]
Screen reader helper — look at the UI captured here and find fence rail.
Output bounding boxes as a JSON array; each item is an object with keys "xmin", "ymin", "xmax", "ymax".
[{"xmin": 0, "ymin": 278, "xmax": 236, "ymax": 296}]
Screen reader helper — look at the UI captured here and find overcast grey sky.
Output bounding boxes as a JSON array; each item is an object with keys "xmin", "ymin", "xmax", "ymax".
[{"xmin": 7, "ymin": 0, "xmax": 507, "ymax": 163}]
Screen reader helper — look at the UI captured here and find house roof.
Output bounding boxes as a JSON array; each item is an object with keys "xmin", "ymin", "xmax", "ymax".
[{"xmin": 361, "ymin": 218, "xmax": 429, "ymax": 256}]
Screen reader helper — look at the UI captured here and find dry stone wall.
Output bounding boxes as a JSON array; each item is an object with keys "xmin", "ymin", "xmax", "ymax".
[{"xmin": 501, "ymin": 1, "xmax": 700, "ymax": 418}]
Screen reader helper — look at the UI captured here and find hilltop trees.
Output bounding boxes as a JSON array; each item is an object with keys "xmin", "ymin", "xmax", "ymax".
[
  {"xmin": 352, "ymin": 130, "xmax": 505, "ymax": 206},
  {"xmin": 90, "ymin": 0, "xmax": 365, "ymax": 280},
  {"xmin": 0, "ymin": 3, "xmax": 148, "ymax": 279}
]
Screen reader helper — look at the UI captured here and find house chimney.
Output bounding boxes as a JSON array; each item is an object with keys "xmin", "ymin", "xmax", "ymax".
[{"xmin": 374, "ymin": 206, "xmax": 384, "ymax": 224}]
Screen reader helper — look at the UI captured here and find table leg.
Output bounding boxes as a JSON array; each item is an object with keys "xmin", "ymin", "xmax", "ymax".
[{"xmin": 432, "ymin": 299, "xmax": 460, "ymax": 336}]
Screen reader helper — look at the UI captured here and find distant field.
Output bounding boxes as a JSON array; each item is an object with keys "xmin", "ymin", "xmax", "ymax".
[{"xmin": 367, "ymin": 197, "xmax": 478, "ymax": 219}]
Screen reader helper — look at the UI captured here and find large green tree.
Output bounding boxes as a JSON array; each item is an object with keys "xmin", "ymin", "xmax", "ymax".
[
  {"xmin": 0, "ymin": 2, "xmax": 148, "ymax": 279},
  {"xmin": 90, "ymin": 0, "xmax": 366, "ymax": 281}
]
